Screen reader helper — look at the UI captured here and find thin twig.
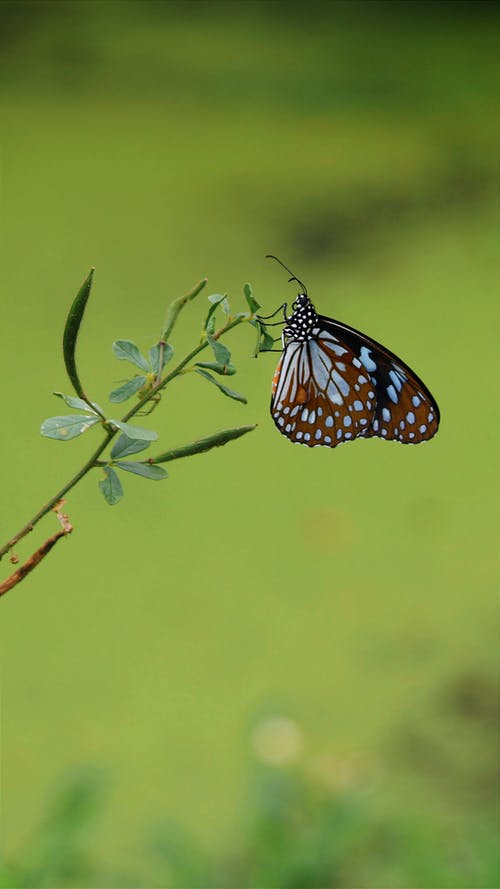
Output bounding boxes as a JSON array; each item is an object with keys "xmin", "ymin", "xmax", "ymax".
[{"xmin": 0, "ymin": 502, "xmax": 73, "ymax": 597}]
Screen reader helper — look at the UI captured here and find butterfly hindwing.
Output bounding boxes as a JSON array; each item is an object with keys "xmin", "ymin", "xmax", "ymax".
[{"xmin": 319, "ymin": 317, "xmax": 440, "ymax": 444}]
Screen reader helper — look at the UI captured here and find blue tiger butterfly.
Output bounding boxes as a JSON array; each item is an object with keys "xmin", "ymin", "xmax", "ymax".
[{"xmin": 264, "ymin": 256, "xmax": 440, "ymax": 448}]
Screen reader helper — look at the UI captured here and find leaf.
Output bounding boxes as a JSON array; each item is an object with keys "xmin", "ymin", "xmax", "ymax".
[
  {"xmin": 195, "ymin": 369, "xmax": 247, "ymax": 404},
  {"xmin": 109, "ymin": 376, "xmax": 147, "ymax": 403},
  {"xmin": 203, "ymin": 293, "xmax": 230, "ymax": 331},
  {"xmin": 151, "ymin": 425, "xmax": 257, "ymax": 463},
  {"xmin": 109, "ymin": 420, "xmax": 158, "ymax": 441},
  {"xmin": 149, "ymin": 343, "xmax": 174, "ymax": 374},
  {"xmin": 41, "ymin": 415, "xmax": 100, "ymax": 441},
  {"xmin": 207, "ymin": 334, "xmax": 231, "ymax": 367},
  {"xmin": 252, "ymin": 321, "xmax": 276, "ymax": 358},
  {"xmin": 260, "ymin": 329, "xmax": 276, "ymax": 351},
  {"xmin": 99, "ymin": 466, "xmax": 123, "ymax": 505},
  {"xmin": 244, "ymin": 282, "xmax": 260, "ymax": 313},
  {"xmin": 208, "ymin": 293, "xmax": 230, "ymax": 316},
  {"xmin": 195, "ymin": 361, "xmax": 236, "ymax": 376},
  {"xmin": 63, "ymin": 268, "xmax": 94, "ymax": 398},
  {"xmin": 114, "ymin": 461, "xmax": 167, "ymax": 480},
  {"xmin": 53, "ymin": 392, "xmax": 102, "ymax": 414},
  {"xmin": 111, "ymin": 434, "xmax": 151, "ymax": 460},
  {"xmin": 112, "ymin": 340, "xmax": 150, "ymax": 372}
]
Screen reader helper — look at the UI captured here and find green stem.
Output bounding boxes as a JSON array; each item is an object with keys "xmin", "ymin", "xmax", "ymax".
[
  {"xmin": 121, "ymin": 313, "xmax": 249, "ymax": 423},
  {"xmin": 0, "ymin": 431, "xmax": 114, "ymax": 560},
  {"xmin": 161, "ymin": 278, "xmax": 208, "ymax": 343},
  {"xmin": 0, "ymin": 309, "xmax": 252, "ymax": 562}
]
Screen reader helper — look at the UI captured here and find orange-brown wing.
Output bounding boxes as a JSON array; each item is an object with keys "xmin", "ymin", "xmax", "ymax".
[{"xmin": 271, "ymin": 332, "xmax": 376, "ymax": 448}]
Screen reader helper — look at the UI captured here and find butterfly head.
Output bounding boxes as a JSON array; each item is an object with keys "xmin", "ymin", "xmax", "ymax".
[{"xmin": 283, "ymin": 293, "xmax": 319, "ymax": 344}]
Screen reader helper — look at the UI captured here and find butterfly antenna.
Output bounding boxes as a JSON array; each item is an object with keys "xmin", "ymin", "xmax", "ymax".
[{"xmin": 266, "ymin": 254, "xmax": 308, "ymax": 295}]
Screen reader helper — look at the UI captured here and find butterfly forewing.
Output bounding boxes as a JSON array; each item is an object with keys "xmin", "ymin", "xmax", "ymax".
[
  {"xmin": 270, "ymin": 296, "xmax": 439, "ymax": 449},
  {"xmin": 272, "ymin": 331, "xmax": 377, "ymax": 447}
]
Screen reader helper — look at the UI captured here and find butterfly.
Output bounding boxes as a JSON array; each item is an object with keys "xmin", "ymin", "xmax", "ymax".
[{"xmin": 264, "ymin": 256, "xmax": 440, "ymax": 449}]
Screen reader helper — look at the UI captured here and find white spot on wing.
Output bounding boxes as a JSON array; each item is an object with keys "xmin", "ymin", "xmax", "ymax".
[
  {"xmin": 389, "ymin": 370, "xmax": 402, "ymax": 392},
  {"xmin": 360, "ymin": 346, "xmax": 377, "ymax": 372},
  {"xmin": 387, "ymin": 385, "xmax": 398, "ymax": 404}
]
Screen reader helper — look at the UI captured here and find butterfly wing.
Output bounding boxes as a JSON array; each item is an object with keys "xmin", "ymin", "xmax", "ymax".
[
  {"xmin": 271, "ymin": 331, "xmax": 377, "ymax": 447},
  {"xmin": 319, "ymin": 316, "xmax": 440, "ymax": 444},
  {"xmin": 271, "ymin": 318, "xmax": 439, "ymax": 448}
]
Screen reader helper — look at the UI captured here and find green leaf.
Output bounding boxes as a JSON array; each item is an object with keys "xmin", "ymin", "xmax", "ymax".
[
  {"xmin": 53, "ymin": 392, "xmax": 102, "ymax": 414},
  {"xmin": 260, "ymin": 329, "xmax": 276, "ymax": 351},
  {"xmin": 208, "ymin": 293, "xmax": 230, "ymax": 316},
  {"xmin": 244, "ymin": 282, "xmax": 260, "ymax": 313},
  {"xmin": 195, "ymin": 361, "xmax": 236, "ymax": 376},
  {"xmin": 207, "ymin": 334, "xmax": 231, "ymax": 367},
  {"xmin": 149, "ymin": 343, "xmax": 174, "ymax": 374},
  {"xmin": 112, "ymin": 340, "xmax": 150, "ymax": 372},
  {"xmin": 150, "ymin": 425, "xmax": 257, "ymax": 463},
  {"xmin": 203, "ymin": 294, "xmax": 230, "ymax": 332},
  {"xmin": 109, "ymin": 420, "xmax": 158, "ymax": 441},
  {"xmin": 111, "ymin": 434, "xmax": 151, "ymax": 460},
  {"xmin": 252, "ymin": 321, "xmax": 276, "ymax": 358},
  {"xmin": 195, "ymin": 369, "xmax": 247, "ymax": 404},
  {"xmin": 114, "ymin": 461, "xmax": 167, "ymax": 480},
  {"xmin": 41, "ymin": 415, "xmax": 100, "ymax": 441},
  {"xmin": 99, "ymin": 466, "xmax": 123, "ymax": 505},
  {"xmin": 109, "ymin": 376, "xmax": 147, "ymax": 403},
  {"xmin": 62, "ymin": 268, "xmax": 94, "ymax": 398}
]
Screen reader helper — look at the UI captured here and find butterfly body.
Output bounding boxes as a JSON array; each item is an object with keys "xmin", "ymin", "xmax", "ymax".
[{"xmin": 271, "ymin": 293, "xmax": 440, "ymax": 448}]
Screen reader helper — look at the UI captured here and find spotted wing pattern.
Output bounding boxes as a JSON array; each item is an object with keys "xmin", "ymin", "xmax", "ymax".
[
  {"xmin": 319, "ymin": 316, "xmax": 440, "ymax": 445},
  {"xmin": 271, "ymin": 307, "xmax": 440, "ymax": 449},
  {"xmin": 271, "ymin": 330, "xmax": 377, "ymax": 447}
]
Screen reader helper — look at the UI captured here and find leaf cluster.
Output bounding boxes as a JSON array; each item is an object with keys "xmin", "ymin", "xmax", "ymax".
[{"xmin": 40, "ymin": 272, "xmax": 274, "ymax": 505}]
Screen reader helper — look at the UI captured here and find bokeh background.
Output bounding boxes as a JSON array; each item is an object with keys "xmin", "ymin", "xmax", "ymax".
[{"xmin": 1, "ymin": 1, "xmax": 498, "ymax": 886}]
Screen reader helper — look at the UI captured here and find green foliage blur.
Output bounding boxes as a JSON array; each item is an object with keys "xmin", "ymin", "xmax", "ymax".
[{"xmin": 0, "ymin": 1, "xmax": 497, "ymax": 886}]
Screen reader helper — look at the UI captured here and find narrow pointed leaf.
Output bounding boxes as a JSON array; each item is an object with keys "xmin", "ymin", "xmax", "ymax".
[
  {"xmin": 63, "ymin": 268, "xmax": 94, "ymax": 398},
  {"xmin": 112, "ymin": 340, "xmax": 150, "ymax": 372},
  {"xmin": 41, "ymin": 414, "xmax": 100, "ymax": 441},
  {"xmin": 195, "ymin": 369, "xmax": 247, "ymax": 403},
  {"xmin": 244, "ymin": 282, "xmax": 260, "ymax": 313},
  {"xmin": 110, "ymin": 420, "xmax": 158, "ymax": 441},
  {"xmin": 53, "ymin": 392, "xmax": 102, "ymax": 414},
  {"xmin": 111, "ymin": 434, "xmax": 151, "ymax": 460},
  {"xmin": 207, "ymin": 334, "xmax": 231, "ymax": 367},
  {"xmin": 99, "ymin": 466, "xmax": 123, "ymax": 505},
  {"xmin": 109, "ymin": 376, "xmax": 147, "ymax": 403},
  {"xmin": 150, "ymin": 425, "xmax": 257, "ymax": 463},
  {"xmin": 114, "ymin": 461, "xmax": 167, "ymax": 480},
  {"xmin": 195, "ymin": 361, "xmax": 236, "ymax": 376},
  {"xmin": 149, "ymin": 343, "xmax": 173, "ymax": 374}
]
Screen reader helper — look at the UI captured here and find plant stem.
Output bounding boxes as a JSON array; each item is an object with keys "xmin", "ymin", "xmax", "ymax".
[
  {"xmin": 0, "ymin": 307, "xmax": 252, "ymax": 562},
  {"xmin": 121, "ymin": 314, "xmax": 249, "ymax": 423},
  {"xmin": 161, "ymin": 278, "xmax": 208, "ymax": 343},
  {"xmin": 0, "ymin": 431, "xmax": 114, "ymax": 560}
]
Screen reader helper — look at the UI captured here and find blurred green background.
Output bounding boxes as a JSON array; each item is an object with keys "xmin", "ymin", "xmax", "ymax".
[{"xmin": 1, "ymin": 1, "xmax": 498, "ymax": 886}]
